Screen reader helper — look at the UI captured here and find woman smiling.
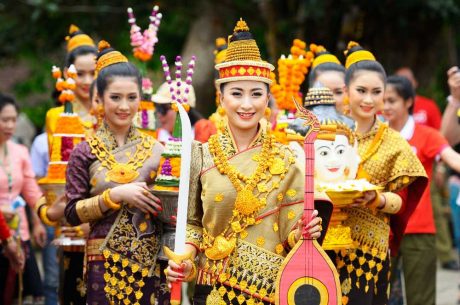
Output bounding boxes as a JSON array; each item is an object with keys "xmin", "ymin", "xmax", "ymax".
[{"xmin": 164, "ymin": 19, "xmax": 323, "ymax": 305}]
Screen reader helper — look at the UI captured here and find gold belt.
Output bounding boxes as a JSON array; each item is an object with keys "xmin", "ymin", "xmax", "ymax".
[{"xmin": 87, "ymin": 238, "xmax": 105, "ymax": 257}]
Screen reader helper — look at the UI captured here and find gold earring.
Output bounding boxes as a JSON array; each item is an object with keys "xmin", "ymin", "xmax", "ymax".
[
  {"xmin": 264, "ymin": 107, "xmax": 271, "ymax": 118},
  {"xmin": 218, "ymin": 106, "xmax": 226, "ymax": 116}
]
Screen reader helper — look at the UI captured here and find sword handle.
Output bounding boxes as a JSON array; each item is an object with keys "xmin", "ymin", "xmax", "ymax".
[{"xmin": 170, "ymin": 281, "xmax": 182, "ymax": 305}]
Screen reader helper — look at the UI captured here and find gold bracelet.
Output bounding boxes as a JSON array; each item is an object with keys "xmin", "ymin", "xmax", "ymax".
[
  {"xmin": 102, "ymin": 189, "xmax": 121, "ymax": 210},
  {"xmin": 184, "ymin": 259, "xmax": 197, "ymax": 282},
  {"xmin": 38, "ymin": 203, "xmax": 59, "ymax": 227},
  {"xmin": 76, "ymin": 196, "xmax": 104, "ymax": 223},
  {"xmin": 380, "ymin": 192, "xmax": 402, "ymax": 214},
  {"xmin": 287, "ymin": 230, "xmax": 298, "ymax": 249}
]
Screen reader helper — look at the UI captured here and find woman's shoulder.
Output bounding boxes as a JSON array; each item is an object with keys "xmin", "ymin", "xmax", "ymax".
[
  {"xmin": 71, "ymin": 140, "xmax": 92, "ymax": 160},
  {"xmin": 7, "ymin": 140, "xmax": 29, "ymax": 155}
]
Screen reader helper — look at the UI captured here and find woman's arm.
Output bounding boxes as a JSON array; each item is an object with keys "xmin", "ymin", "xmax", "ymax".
[
  {"xmin": 440, "ymin": 147, "xmax": 460, "ymax": 173},
  {"xmin": 64, "ymin": 142, "xmax": 103, "ymax": 226},
  {"xmin": 18, "ymin": 146, "xmax": 46, "ymax": 246},
  {"xmin": 441, "ymin": 67, "xmax": 460, "ymax": 145}
]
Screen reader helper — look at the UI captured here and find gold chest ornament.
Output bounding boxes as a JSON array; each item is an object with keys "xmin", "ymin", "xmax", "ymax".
[{"xmin": 89, "ymin": 134, "xmax": 154, "ymax": 184}]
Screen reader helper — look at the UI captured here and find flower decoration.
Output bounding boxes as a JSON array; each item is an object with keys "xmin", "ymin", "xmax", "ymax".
[
  {"xmin": 160, "ymin": 55, "xmax": 196, "ymax": 112},
  {"xmin": 52, "ymin": 64, "xmax": 78, "ymax": 104},
  {"xmin": 127, "ymin": 6, "xmax": 162, "ymax": 62},
  {"xmin": 270, "ymin": 39, "xmax": 313, "ymax": 112}
]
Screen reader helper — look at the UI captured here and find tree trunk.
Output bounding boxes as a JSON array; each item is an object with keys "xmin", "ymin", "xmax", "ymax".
[{"xmin": 180, "ymin": 2, "xmax": 225, "ymax": 116}]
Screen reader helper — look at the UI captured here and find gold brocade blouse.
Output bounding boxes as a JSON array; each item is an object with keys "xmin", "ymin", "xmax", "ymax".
[
  {"xmin": 186, "ymin": 124, "xmax": 305, "ymax": 303},
  {"xmin": 343, "ymin": 120, "xmax": 426, "ymax": 257}
]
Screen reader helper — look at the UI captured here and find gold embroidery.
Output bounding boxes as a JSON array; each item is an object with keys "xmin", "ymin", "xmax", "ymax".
[
  {"xmin": 214, "ymin": 193, "xmax": 224, "ymax": 202},
  {"xmin": 275, "ymin": 243, "xmax": 284, "ymax": 254},
  {"xmin": 286, "ymin": 189, "xmax": 297, "ymax": 198},
  {"xmin": 256, "ymin": 236, "xmax": 265, "ymax": 246},
  {"xmin": 287, "ymin": 210, "xmax": 296, "ymax": 220},
  {"xmin": 277, "ymin": 193, "xmax": 284, "ymax": 202}
]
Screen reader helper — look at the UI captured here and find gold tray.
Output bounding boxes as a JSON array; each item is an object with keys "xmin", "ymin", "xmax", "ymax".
[{"xmin": 324, "ymin": 184, "xmax": 383, "ymax": 207}]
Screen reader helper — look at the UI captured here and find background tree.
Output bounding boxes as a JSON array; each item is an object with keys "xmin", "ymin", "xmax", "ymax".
[{"xmin": 1, "ymin": 0, "xmax": 459, "ymax": 127}]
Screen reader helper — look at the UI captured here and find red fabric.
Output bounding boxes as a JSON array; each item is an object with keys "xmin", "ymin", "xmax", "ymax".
[
  {"xmin": 404, "ymin": 124, "xmax": 449, "ymax": 233},
  {"xmin": 413, "ymin": 95, "xmax": 442, "ymax": 129},
  {"xmin": 0, "ymin": 210, "xmax": 11, "ymax": 240},
  {"xmin": 194, "ymin": 119, "xmax": 217, "ymax": 143},
  {"xmin": 389, "ymin": 176, "xmax": 428, "ymax": 256}
]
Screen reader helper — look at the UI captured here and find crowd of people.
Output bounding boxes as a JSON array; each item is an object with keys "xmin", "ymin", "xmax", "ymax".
[{"xmin": 0, "ymin": 12, "xmax": 459, "ymax": 305}]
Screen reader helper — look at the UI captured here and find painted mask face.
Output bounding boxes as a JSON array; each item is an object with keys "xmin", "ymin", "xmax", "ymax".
[{"xmin": 314, "ymin": 134, "xmax": 359, "ymax": 183}]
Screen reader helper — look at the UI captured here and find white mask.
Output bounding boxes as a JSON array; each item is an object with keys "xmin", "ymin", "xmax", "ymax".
[{"xmin": 314, "ymin": 134, "xmax": 360, "ymax": 183}]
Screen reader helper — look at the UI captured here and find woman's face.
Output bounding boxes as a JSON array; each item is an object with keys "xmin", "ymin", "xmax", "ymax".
[
  {"xmin": 220, "ymin": 80, "xmax": 269, "ymax": 133},
  {"xmin": 347, "ymin": 70, "xmax": 384, "ymax": 121},
  {"xmin": 316, "ymin": 71, "xmax": 346, "ymax": 111},
  {"xmin": 72, "ymin": 53, "xmax": 96, "ymax": 101},
  {"xmin": 0, "ymin": 104, "xmax": 18, "ymax": 143},
  {"xmin": 101, "ymin": 77, "xmax": 140, "ymax": 131},
  {"xmin": 383, "ymin": 85, "xmax": 412, "ymax": 124}
]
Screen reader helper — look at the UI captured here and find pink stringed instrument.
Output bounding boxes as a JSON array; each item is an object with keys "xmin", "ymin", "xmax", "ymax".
[{"xmin": 275, "ymin": 105, "xmax": 341, "ymax": 305}]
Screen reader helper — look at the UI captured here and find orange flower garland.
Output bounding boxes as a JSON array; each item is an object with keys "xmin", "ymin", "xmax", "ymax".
[{"xmin": 270, "ymin": 39, "xmax": 313, "ymax": 111}]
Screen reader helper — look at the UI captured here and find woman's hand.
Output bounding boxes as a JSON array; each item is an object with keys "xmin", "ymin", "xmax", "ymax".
[
  {"xmin": 32, "ymin": 218, "xmax": 47, "ymax": 248},
  {"xmin": 46, "ymin": 195, "xmax": 66, "ymax": 222},
  {"xmin": 108, "ymin": 182, "xmax": 162, "ymax": 215},
  {"xmin": 0, "ymin": 207, "xmax": 16, "ymax": 222},
  {"xmin": 351, "ymin": 190, "xmax": 377, "ymax": 207},
  {"xmin": 3, "ymin": 238, "xmax": 25, "ymax": 272},
  {"xmin": 165, "ymin": 259, "xmax": 192, "ymax": 284},
  {"xmin": 295, "ymin": 209, "xmax": 322, "ymax": 241},
  {"xmin": 61, "ymin": 223, "xmax": 90, "ymax": 239},
  {"xmin": 447, "ymin": 66, "xmax": 460, "ymax": 101}
]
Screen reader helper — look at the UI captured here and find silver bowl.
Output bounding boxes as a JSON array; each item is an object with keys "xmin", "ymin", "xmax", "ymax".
[
  {"xmin": 150, "ymin": 189, "xmax": 179, "ymax": 259},
  {"xmin": 150, "ymin": 189, "xmax": 178, "ymax": 224}
]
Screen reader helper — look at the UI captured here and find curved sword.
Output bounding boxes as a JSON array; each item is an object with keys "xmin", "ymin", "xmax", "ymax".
[{"xmin": 164, "ymin": 101, "xmax": 193, "ymax": 305}]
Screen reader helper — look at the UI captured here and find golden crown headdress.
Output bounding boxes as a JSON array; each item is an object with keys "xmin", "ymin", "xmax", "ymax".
[
  {"xmin": 344, "ymin": 41, "xmax": 376, "ymax": 69},
  {"xmin": 215, "ymin": 18, "xmax": 274, "ymax": 85},
  {"xmin": 95, "ymin": 41, "xmax": 128, "ymax": 76},
  {"xmin": 310, "ymin": 44, "xmax": 342, "ymax": 69},
  {"xmin": 66, "ymin": 24, "xmax": 95, "ymax": 53}
]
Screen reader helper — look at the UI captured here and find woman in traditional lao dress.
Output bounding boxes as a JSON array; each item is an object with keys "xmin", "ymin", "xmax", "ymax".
[
  {"xmin": 35, "ymin": 24, "xmax": 98, "ymax": 305},
  {"xmin": 329, "ymin": 42, "xmax": 427, "ymax": 305},
  {"xmin": 65, "ymin": 41, "xmax": 168, "ymax": 305},
  {"xmin": 165, "ymin": 19, "xmax": 323, "ymax": 305}
]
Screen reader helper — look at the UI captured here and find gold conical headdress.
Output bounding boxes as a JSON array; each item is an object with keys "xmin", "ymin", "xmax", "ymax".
[
  {"xmin": 215, "ymin": 18, "xmax": 274, "ymax": 85},
  {"xmin": 65, "ymin": 24, "xmax": 95, "ymax": 53},
  {"xmin": 344, "ymin": 41, "xmax": 376, "ymax": 69},
  {"xmin": 95, "ymin": 41, "xmax": 128, "ymax": 76}
]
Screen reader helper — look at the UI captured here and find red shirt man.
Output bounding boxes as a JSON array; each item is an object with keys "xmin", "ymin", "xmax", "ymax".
[{"xmin": 401, "ymin": 118, "xmax": 449, "ymax": 233}]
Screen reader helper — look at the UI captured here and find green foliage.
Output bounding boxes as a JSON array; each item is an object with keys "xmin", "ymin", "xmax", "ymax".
[{"xmin": 2, "ymin": 0, "xmax": 460, "ymax": 125}]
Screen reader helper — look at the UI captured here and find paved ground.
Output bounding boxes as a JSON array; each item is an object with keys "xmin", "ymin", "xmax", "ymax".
[
  {"xmin": 437, "ymin": 264, "xmax": 459, "ymax": 305},
  {"xmin": 35, "ymin": 252, "xmax": 459, "ymax": 304}
]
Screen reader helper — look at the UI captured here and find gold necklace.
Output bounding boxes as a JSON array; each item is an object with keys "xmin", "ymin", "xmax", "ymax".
[
  {"xmin": 204, "ymin": 131, "xmax": 275, "ymax": 261},
  {"xmin": 89, "ymin": 134, "xmax": 154, "ymax": 184}
]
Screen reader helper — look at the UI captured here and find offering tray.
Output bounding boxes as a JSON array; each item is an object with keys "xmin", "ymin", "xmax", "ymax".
[{"xmin": 317, "ymin": 179, "xmax": 383, "ymax": 207}]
